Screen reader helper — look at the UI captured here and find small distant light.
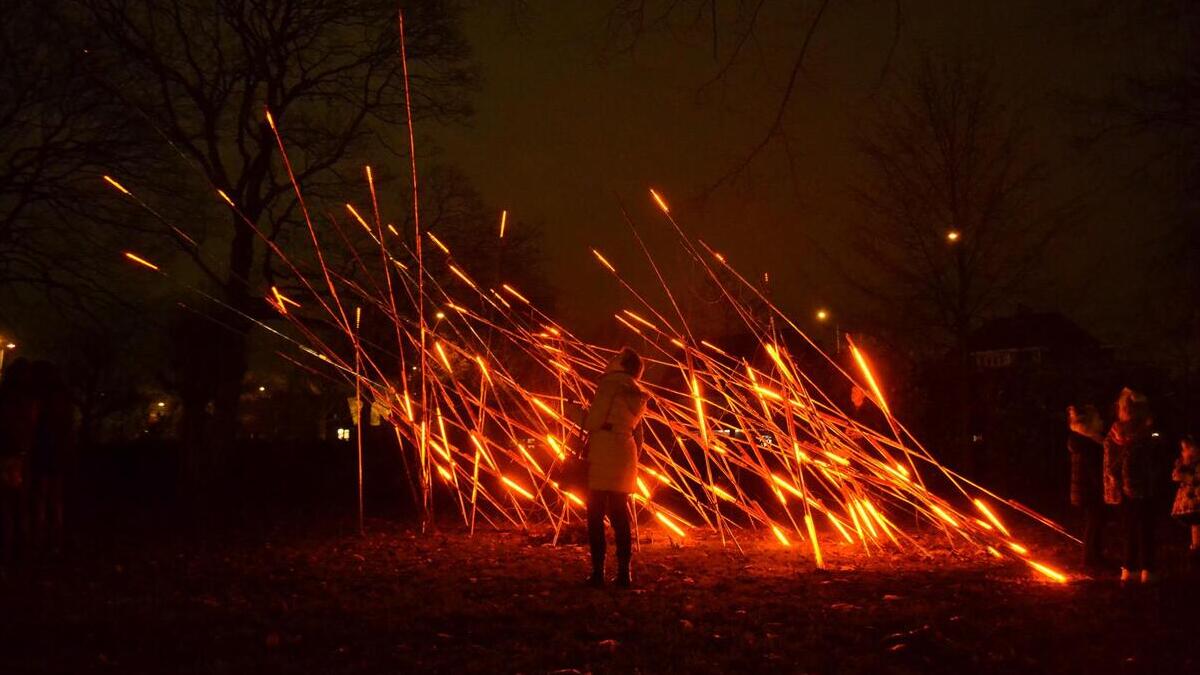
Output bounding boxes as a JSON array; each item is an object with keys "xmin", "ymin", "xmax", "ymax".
[
  {"xmin": 435, "ymin": 311, "xmax": 446, "ymax": 320},
  {"xmin": 156, "ymin": 401, "xmax": 166, "ymax": 408},
  {"xmin": 816, "ymin": 309, "xmax": 829, "ymax": 322},
  {"xmin": 258, "ymin": 385, "xmax": 266, "ymax": 392},
  {"xmin": 947, "ymin": 230, "xmax": 961, "ymax": 242},
  {"xmin": 1151, "ymin": 432, "xmax": 1161, "ymax": 438},
  {"xmin": 336, "ymin": 428, "xmax": 351, "ymax": 441}
]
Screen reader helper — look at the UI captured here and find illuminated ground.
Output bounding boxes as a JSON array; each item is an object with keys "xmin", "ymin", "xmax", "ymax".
[{"xmin": 1, "ymin": 523, "xmax": 1195, "ymax": 674}]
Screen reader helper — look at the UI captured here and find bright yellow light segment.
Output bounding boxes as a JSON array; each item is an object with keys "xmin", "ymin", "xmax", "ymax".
[
  {"xmin": 771, "ymin": 525, "xmax": 791, "ymax": 547},
  {"xmin": 1028, "ymin": 560, "xmax": 1068, "ymax": 583},
  {"xmin": 649, "ymin": 188, "xmax": 670, "ymax": 214},
  {"xmin": 502, "ymin": 284, "xmax": 530, "ymax": 303},
  {"xmin": 848, "ymin": 338, "xmax": 890, "ymax": 414},
  {"xmin": 499, "ymin": 210, "xmax": 508, "ymax": 238},
  {"xmin": 531, "ymin": 397, "xmax": 561, "ymax": 421},
  {"xmin": 929, "ymin": 504, "xmax": 959, "ymax": 528},
  {"xmin": 124, "ymin": 252, "xmax": 159, "ymax": 271},
  {"xmin": 805, "ymin": 514, "xmax": 825, "ymax": 568},
  {"xmin": 428, "ymin": 232, "xmax": 450, "ymax": 254},
  {"xmin": 345, "ymin": 203, "xmax": 371, "ymax": 233},
  {"xmin": 500, "ymin": 476, "xmax": 534, "ymax": 500},
  {"xmin": 103, "ymin": 175, "xmax": 131, "ymax": 195},
  {"xmin": 973, "ymin": 498, "xmax": 1011, "ymax": 537},
  {"xmin": 656, "ymin": 512, "xmax": 686, "ymax": 538},
  {"xmin": 591, "ymin": 249, "xmax": 616, "ymax": 272},
  {"xmin": 434, "ymin": 341, "xmax": 452, "ymax": 371}
]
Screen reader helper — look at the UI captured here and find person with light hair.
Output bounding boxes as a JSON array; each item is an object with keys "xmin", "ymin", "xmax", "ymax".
[
  {"xmin": 582, "ymin": 347, "xmax": 648, "ymax": 588},
  {"xmin": 1103, "ymin": 388, "xmax": 1163, "ymax": 583}
]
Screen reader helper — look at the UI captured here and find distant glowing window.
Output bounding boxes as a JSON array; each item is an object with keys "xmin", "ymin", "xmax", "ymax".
[{"xmin": 336, "ymin": 428, "xmax": 351, "ymax": 441}]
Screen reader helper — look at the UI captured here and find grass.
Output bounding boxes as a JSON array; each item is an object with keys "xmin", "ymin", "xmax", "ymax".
[{"xmin": 0, "ymin": 520, "xmax": 1195, "ymax": 674}]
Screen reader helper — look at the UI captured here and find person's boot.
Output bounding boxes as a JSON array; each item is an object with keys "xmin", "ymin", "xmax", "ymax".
[
  {"xmin": 587, "ymin": 561, "xmax": 605, "ymax": 588},
  {"xmin": 615, "ymin": 558, "xmax": 632, "ymax": 588}
]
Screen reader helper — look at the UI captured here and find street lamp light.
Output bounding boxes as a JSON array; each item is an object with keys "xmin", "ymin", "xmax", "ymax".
[
  {"xmin": 946, "ymin": 230, "xmax": 961, "ymax": 243},
  {"xmin": 816, "ymin": 309, "xmax": 829, "ymax": 322}
]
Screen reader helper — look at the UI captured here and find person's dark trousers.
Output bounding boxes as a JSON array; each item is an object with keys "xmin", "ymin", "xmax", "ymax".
[
  {"xmin": 1081, "ymin": 501, "xmax": 1106, "ymax": 567},
  {"xmin": 587, "ymin": 490, "xmax": 631, "ymax": 577},
  {"xmin": 1122, "ymin": 498, "xmax": 1156, "ymax": 572}
]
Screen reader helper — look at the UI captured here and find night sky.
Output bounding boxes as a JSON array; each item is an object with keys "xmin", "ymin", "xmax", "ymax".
[{"xmin": 434, "ymin": 1, "xmax": 1174, "ymax": 344}]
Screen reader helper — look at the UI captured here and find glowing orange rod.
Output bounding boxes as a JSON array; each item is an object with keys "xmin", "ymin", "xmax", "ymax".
[
  {"xmin": 614, "ymin": 315, "xmax": 642, "ymax": 335},
  {"xmin": 804, "ymin": 514, "xmax": 825, "ymax": 568},
  {"xmin": 987, "ymin": 546, "xmax": 1004, "ymax": 558},
  {"xmin": 636, "ymin": 477, "xmax": 651, "ymax": 499},
  {"xmin": 928, "ymin": 504, "xmax": 960, "ymax": 528},
  {"xmin": 103, "ymin": 175, "xmax": 131, "ymax": 195},
  {"xmin": 655, "ymin": 511, "xmax": 686, "ymax": 538},
  {"xmin": 649, "ymin": 188, "xmax": 670, "ymax": 214},
  {"xmin": 499, "ymin": 210, "xmax": 507, "ymax": 238},
  {"xmin": 501, "ymin": 284, "xmax": 530, "ymax": 304},
  {"xmin": 708, "ymin": 484, "xmax": 736, "ymax": 503},
  {"xmin": 448, "ymin": 264, "xmax": 477, "ymax": 289},
  {"xmin": 691, "ymin": 376, "xmax": 709, "ymax": 448},
  {"xmin": 771, "ymin": 524, "xmax": 792, "ymax": 547},
  {"xmin": 855, "ymin": 501, "xmax": 879, "ymax": 539},
  {"xmin": 772, "ymin": 474, "xmax": 805, "ymax": 499},
  {"xmin": 427, "ymin": 232, "xmax": 450, "ymax": 254},
  {"xmin": 591, "ymin": 249, "xmax": 616, "ymax": 273},
  {"xmin": 500, "ymin": 476, "xmax": 535, "ymax": 500},
  {"xmin": 271, "ymin": 286, "xmax": 300, "ymax": 311},
  {"xmin": 436, "ymin": 465, "xmax": 454, "ymax": 482},
  {"xmin": 434, "ymin": 341, "xmax": 452, "ymax": 371},
  {"xmin": 123, "ymin": 252, "xmax": 159, "ymax": 271},
  {"xmin": 544, "ymin": 435, "xmax": 565, "ymax": 460},
  {"xmin": 973, "ymin": 498, "xmax": 1011, "ymax": 537},
  {"xmin": 216, "ymin": 189, "xmax": 235, "ymax": 207},
  {"xmin": 516, "ymin": 443, "xmax": 544, "ymax": 475},
  {"xmin": 826, "ymin": 512, "xmax": 855, "ymax": 544},
  {"xmin": 530, "ymin": 397, "xmax": 561, "ymax": 421},
  {"xmin": 622, "ymin": 310, "xmax": 658, "ymax": 331},
  {"xmin": 764, "ymin": 344, "xmax": 797, "ymax": 384},
  {"xmin": 847, "ymin": 337, "xmax": 890, "ymax": 415},
  {"xmin": 1007, "ymin": 541, "xmax": 1028, "ymax": 555},
  {"xmin": 468, "ymin": 433, "xmax": 497, "ymax": 470},
  {"xmin": 1028, "ymin": 560, "xmax": 1068, "ymax": 583},
  {"xmin": 474, "ymin": 355, "xmax": 492, "ymax": 383},
  {"xmin": 345, "ymin": 203, "xmax": 372, "ymax": 233},
  {"xmin": 863, "ymin": 499, "xmax": 901, "ymax": 548}
]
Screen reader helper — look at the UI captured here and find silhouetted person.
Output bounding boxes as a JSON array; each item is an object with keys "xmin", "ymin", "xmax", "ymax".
[
  {"xmin": 583, "ymin": 347, "xmax": 648, "ymax": 588},
  {"xmin": 0, "ymin": 358, "xmax": 38, "ymax": 563},
  {"xmin": 1068, "ymin": 404, "xmax": 1107, "ymax": 569},
  {"xmin": 29, "ymin": 361, "xmax": 76, "ymax": 553},
  {"xmin": 1103, "ymin": 388, "xmax": 1162, "ymax": 583},
  {"xmin": 1171, "ymin": 435, "xmax": 1200, "ymax": 571}
]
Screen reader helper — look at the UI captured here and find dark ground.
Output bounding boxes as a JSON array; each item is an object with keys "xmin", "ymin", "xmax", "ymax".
[{"xmin": 1, "ymin": 517, "xmax": 1197, "ymax": 675}]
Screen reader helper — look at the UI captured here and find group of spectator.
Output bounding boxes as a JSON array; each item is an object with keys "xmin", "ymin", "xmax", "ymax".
[
  {"xmin": 0, "ymin": 358, "xmax": 77, "ymax": 563},
  {"xmin": 1068, "ymin": 387, "xmax": 1200, "ymax": 583}
]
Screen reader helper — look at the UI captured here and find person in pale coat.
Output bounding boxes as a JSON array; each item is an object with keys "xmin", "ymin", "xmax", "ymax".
[{"xmin": 583, "ymin": 347, "xmax": 648, "ymax": 588}]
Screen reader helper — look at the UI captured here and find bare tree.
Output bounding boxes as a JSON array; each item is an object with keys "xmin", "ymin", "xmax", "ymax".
[
  {"xmin": 852, "ymin": 53, "xmax": 1069, "ymax": 353},
  {"xmin": 850, "ymin": 53, "xmax": 1074, "ymax": 467},
  {"xmin": 0, "ymin": 1, "xmax": 145, "ymax": 315},
  {"xmin": 73, "ymin": 0, "xmax": 475, "ymax": 484}
]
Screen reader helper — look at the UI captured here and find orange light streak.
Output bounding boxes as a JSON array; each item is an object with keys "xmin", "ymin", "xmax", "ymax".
[
  {"xmin": 649, "ymin": 188, "xmax": 670, "ymax": 214},
  {"xmin": 591, "ymin": 249, "xmax": 615, "ymax": 272},
  {"xmin": 973, "ymin": 498, "xmax": 1011, "ymax": 537},
  {"xmin": 123, "ymin": 252, "xmax": 159, "ymax": 271},
  {"xmin": 655, "ymin": 511, "xmax": 686, "ymax": 538},
  {"xmin": 771, "ymin": 524, "xmax": 792, "ymax": 547},
  {"xmin": 805, "ymin": 514, "xmax": 824, "ymax": 568},
  {"xmin": 500, "ymin": 476, "xmax": 534, "ymax": 500},
  {"xmin": 848, "ymin": 338, "xmax": 890, "ymax": 415}
]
